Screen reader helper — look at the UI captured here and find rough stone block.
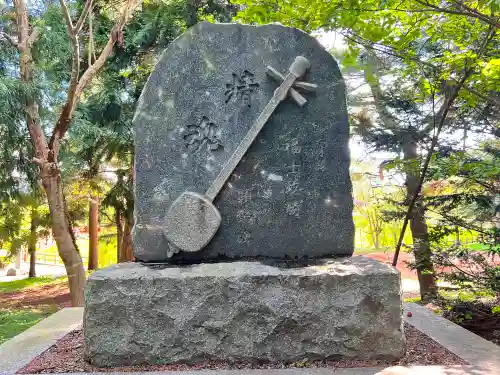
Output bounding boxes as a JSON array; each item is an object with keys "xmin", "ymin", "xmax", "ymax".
[{"xmin": 83, "ymin": 257, "xmax": 403, "ymax": 367}]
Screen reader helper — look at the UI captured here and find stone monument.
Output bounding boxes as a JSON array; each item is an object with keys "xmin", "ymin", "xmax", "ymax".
[
  {"xmin": 84, "ymin": 22, "xmax": 404, "ymax": 367},
  {"xmin": 131, "ymin": 22, "xmax": 354, "ymax": 262}
]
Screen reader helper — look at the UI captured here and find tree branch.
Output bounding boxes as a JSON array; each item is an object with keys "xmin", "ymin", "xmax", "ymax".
[
  {"xmin": 49, "ymin": 0, "xmax": 81, "ymax": 162},
  {"xmin": 76, "ymin": 0, "xmax": 137, "ymax": 102},
  {"xmin": 392, "ymin": 74, "xmax": 471, "ymax": 267},
  {"xmin": 59, "ymin": 0, "xmax": 79, "ymax": 96},
  {"xmin": 74, "ymin": 0, "xmax": 93, "ymax": 34},
  {"xmin": 341, "ymin": 31, "xmax": 436, "ymax": 69},
  {"xmin": 32, "ymin": 157, "xmax": 44, "ymax": 165},
  {"xmin": 452, "ymin": 0, "xmax": 499, "ymax": 25},
  {"xmin": 425, "ymin": 206, "xmax": 492, "ymax": 235},
  {"xmin": 59, "ymin": 0, "xmax": 74, "ymax": 30},
  {"xmin": 27, "ymin": 27, "xmax": 40, "ymax": 47},
  {"xmin": 414, "ymin": 0, "xmax": 500, "ymax": 29},
  {"xmin": 463, "ymin": 85, "xmax": 500, "ymax": 108},
  {"xmin": 48, "ymin": 0, "xmax": 138, "ymax": 156},
  {"xmin": 0, "ymin": 31, "xmax": 19, "ymax": 48},
  {"xmin": 343, "ymin": 29, "xmax": 500, "ymax": 125},
  {"xmin": 13, "ymin": 0, "xmax": 49, "ymax": 163}
]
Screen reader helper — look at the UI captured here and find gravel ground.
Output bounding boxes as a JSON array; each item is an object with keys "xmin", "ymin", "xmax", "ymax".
[{"xmin": 18, "ymin": 323, "xmax": 467, "ymax": 373}]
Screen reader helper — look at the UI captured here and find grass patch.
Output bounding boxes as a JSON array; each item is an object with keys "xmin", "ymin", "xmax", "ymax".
[
  {"xmin": 465, "ymin": 243, "xmax": 489, "ymax": 251},
  {"xmin": 404, "ymin": 289, "xmax": 495, "ymax": 305},
  {"xmin": 0, "ymin": 308, "xmax": 53, "ymax": 344},
  {"xmin": 96, "ymin": 234, "xmax": 117, "ymax": 268},
  {"xmin": 439, "ymin": 288, "xmax": 495, "ymax": 302},
  {"xmin": 404, "ymin": 296, "xmax": 422, "ymax": 303},
  {"xmin": 0, "ymin": 276, "xmax": 65, "ymax": 294}
]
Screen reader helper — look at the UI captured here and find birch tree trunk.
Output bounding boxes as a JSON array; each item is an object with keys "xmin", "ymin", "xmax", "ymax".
[
  {"xmin": 41, "ymin": 163, "xmax": 85, "ymax": 305},
  {"xmin": 12, "ymin": 0, "xmax": 137, "ymax": 305},
  {"xmin": 14, "ymin": 0, "xmax": 86, "ymax": 306}
]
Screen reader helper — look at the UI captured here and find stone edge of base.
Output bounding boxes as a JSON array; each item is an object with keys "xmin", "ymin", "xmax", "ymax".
[
  {"xmin": 1, "ymin": 302, "xmax": 498, "ymax": 375},
  {"xmin": 403, "ymin": 302, "xmax": 500, "ymax": 369},
  {"xmin": 0, "ymin": 307, "xmax": 83, "ymax": 374},
  {"xmin": 87, "ymin": 256, "xmax": 400, "ymax": 281},
  {"xmin": 374, "ymin": 365, "xmax": 495, "ymax": 375}
]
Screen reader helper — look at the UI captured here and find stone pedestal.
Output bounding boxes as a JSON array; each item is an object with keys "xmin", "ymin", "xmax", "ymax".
[{"xmin": 83, "ymin": 257, "xmax": 404, "ymax": 367}]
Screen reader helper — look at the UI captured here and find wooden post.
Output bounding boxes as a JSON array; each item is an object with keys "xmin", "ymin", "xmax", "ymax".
[{"xmin": 88, "ymin": 196, "xmax": 99, "ymax": 270}]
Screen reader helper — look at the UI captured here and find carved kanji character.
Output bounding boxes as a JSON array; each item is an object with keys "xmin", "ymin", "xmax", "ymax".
[
  {"xmin": 225, "ymin": 70, "xmax": 259, "ymax": 107},
  {"xmin": 183, "ymin": 116, "xmax": 223, "ymax": 152}
]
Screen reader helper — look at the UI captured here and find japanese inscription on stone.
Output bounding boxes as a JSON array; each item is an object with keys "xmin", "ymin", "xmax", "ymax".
[{"xmin": 162, "ymin": 56, "xmax": 312, "ymax": 256}]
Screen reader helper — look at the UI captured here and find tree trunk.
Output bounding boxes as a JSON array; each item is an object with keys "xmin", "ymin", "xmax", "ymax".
[
  {"xmin": 29, "ymin": 251, "xmax": 36, "ymax": 277},
  {"xmin": 455, "ymin": 227, "xmax": 461, "ymax": 246},
  {"xmin": 14, "ymin": 253, "xmax": 21, "ymax": 269},
  {"xmin": 186, "ymin": 0, "xmax": 198, "ymax": 27},
  {"xmin": 41, "ymin": 164, "xmax": 86, "ymax": 306},
  {"xmin": 28, "ymin": 207, "xmax": 38, "ymax": 278},
  {"xmin": 364, "ymin": 56, "xmax": 437, "ymax": 300},
  {"xmin": 118, "ymin": 162, "xmax": 134, "ymax": 262},
  {"xmin": 402, "ymin": 137, "xmax": 438, "ymax": 301},
  {"xmin": 88, "ymin": 196, "xmax": 99, "ymax": 270},
  {"xmin": 115, "ymin": 209, "xmax": 124, "ymax": 262},
  {"xmin": 119, "ymin": 216, "xmax": 133, "ymax": 262},
  {"xmin": 13, "ymin": 0, "xmax": 137, "ymax": 307}
]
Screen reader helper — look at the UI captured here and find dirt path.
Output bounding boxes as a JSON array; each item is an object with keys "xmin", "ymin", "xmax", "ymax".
[
  {"xmin": 358, "ymin": 251, "xmax": 418, "ymax": 279},
  {"xmin": 0, "ymin": 281, "xmax": 71, "ymax": 309}
]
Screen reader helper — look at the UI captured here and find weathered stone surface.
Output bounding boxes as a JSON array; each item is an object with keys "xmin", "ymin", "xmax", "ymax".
[
  {"xmin": 83, "ymin": 257, "xmax": 404, "ymax": 367},
  {"xmin": 132, "ymin": 22, "xmax": 353, "ymax": 262}
]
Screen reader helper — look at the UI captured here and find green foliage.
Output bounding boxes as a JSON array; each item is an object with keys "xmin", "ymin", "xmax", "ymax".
[
  {"xmin": 435, "ymin": 247, "xmax": 500, "ymax": 295},
  {"xmin": 0, "ymin": 199, "xmax": 24, "ymax": 252},
  {"xmin": 34, "ymin": 4, "xmax": 73, "ymax": 86},
  {"xmin": 0, "ymin": 193, "xmax": 51, "ymax": 261},
  {"xmin": 236, "ymin": 0, "xmax": 499, "ymax": 119},
  {"xmin": 425, "ymin": 139, "xmax": 499, "ymax": 295},
  {"xmin": 439, "ymin": 288, "xmax": 495, "ymax": 302},
  {"xmin": 0, "ymin": 0, "xmax": 241, "ymax": 287},
  {"xmin": 2, "ymin": 200, "xmax": 29, "ymax": 257},
  {"xmin": 237, "ymin": 0, "xmax": 499, "ymax": 303},
  {"xmin": 0, "ymin": 78, "xmax": 39, "ymax": 201},
  {"xmin": 352, "ymin": 162, "xmax": 410, "ymax": 249},
  {"xmin": 64, "ymin": 0, "xmax": 237, "ymax": 238}
]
